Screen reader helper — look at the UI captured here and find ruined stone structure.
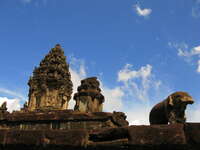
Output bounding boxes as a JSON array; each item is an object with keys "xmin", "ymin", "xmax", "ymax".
[
  {"xmin": 74, "ymin": 77, "xmax": 104, "ymax": 112},
  {"xmin": 0, "ymin": 45, "xmax": 129, "ymax": 135},
  {"xmin": 27, "ymin": 44, "xmax": 73, "ymax": 111},
  {"xmin": 0, "ymin": 44, "xmax": 199, "ymax": 150},
  {"xmin": 0, "ymin": 110, "xmax": 128, "ymax": 131}
]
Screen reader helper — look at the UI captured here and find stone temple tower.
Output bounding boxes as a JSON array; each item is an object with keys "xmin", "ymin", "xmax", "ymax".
[
  {"xmin": 74, "ymin": 77, "xmax": 104, "ymax": 112},
  {"xmin": 27, "ymin": 44, "xmax": 73, "ymax": 111}
]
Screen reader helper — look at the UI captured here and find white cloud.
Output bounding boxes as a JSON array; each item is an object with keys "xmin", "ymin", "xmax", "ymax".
[
  {"xmin": 187, "ymin": 103, "xmax": 200, "ymax": 122},
  {"xmin": 0, "ymin": 88, "xmax": 26, "ymax": 100},
  {"xmin": 102, "ymin": 86, "xmax": 124, "ymax": 112},
  {"xmin": 197, "ymin": 60, "xmax": 200, "ymax": 73},
  {"xmin": 118, "ymin": 64, "xmax": 152, "ymax": 82},
  {"xmin": 101, "ymin": 63, "xmax": 155, "ymax": 122},
  {"xmin": 126, "ymin": 106, "xmax": 152, "ymax": 125},
  {"xmin": 178, "ymin": 45, "xmax": 200, "ymax": 57},
  {"xmin": 68, "ymin": 57, "xmax": 87, "ymax": 109},
  {"xmin": 193, "ymin": 46, "xmax": 200, "ymax": 55},
  {"xmin": 116, "ymin": 64, "xmax": 174, "ymax": 125},
  {"xmin": 68, "ymin": 67, "xmax": 86, "ymax": 109},
  {"xmin": 0, "ymin": 97, "xmax": 21, "ymax": 112},
  {"xmin": 0, "ymin": 87, "xmax": 26, "ymax": 112},
  {"xmin": 134, "ymin": 4, "xmax": 152, "ymax": 17},
  {"xmin": 118, "ymin": 64, "xmax": 153, "ymax": 101},
  {"xmin": 168, "ymin": 42, "xmax": 191, "ymax": 57},
  {"xmin": 94, "ymin": 63, "xmax": 172, "ymax": 125},
  {"xmin": 169, "ymin": 42, "xmax": 200, "ymax": 73},
  {"xmin": 118, "ymin": 64, "xmax": 138, "ymax": 82}
]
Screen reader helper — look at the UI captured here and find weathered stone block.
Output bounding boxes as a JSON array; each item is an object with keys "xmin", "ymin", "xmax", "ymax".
[
  {"xmin": 184, "ymin": 123, "xmax": 200, "ymax": 146},
  {"xmin": 0, "ymin": 129, "xmax": 89, "ymax": 148},
  {"xmin": 90, "ymin": 127, "xmax": 128, "ymax": 142},
  {"xmin": 88, "ymin": 139, "xmax": 128, "ymax": 150},
  {"xmin": 43, "ymin": 130, "xmax": 89, "ymax": 147},
  {"xmin": 5, "ymin": 130, "xmax": 42, "ymax": 145},
  {"xmin": 127, "ymin": 124, "xmax": 186, "ymax": 146}
]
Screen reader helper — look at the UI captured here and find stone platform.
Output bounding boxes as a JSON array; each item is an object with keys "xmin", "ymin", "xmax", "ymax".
[{"xmin": 0, "ymin": 110, "xmax": 128, "ymax": 130}]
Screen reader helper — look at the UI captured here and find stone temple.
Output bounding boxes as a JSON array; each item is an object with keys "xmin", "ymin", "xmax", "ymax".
[
  {"xmin": 0, "ymin": 44, "xmax": 199, "ymax": 150},
  {"xmin": 28, "ymin": 44, "xmax": 73, "ymax": 111},
  {"xmin": 0, "ymin": 44, "xmax": 128, "ymax": 131}
]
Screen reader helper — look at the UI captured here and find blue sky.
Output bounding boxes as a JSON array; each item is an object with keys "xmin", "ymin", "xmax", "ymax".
[{"xmin": 0, "ymin": 0, "xmax": 200, "ymax": 124}]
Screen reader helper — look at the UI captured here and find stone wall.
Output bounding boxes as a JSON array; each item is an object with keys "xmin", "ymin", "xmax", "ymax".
[{"xmin": 0, "ymin": 123, "xmax": 199, "ymax": 150}]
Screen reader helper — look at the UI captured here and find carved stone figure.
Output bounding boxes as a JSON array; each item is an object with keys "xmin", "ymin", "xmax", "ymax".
[
  {"xmin": 0, "ymin": 102, "xmax": 7, "ymax": 113},
  {"xmin": 20, "ymin": 101, "xmax": 28, "ymax": 112},
  {"xmin": 74, "ymin": 77, "xmax": 104, "ymax": 112},
  {"xmin": 111, "ymin": 111, "xmax": 129, "ymax": 126},
  {"xmin": 27, "ymin": 44, "xmax": 73, "ymax": 111},
  {"xmin": 149, "ymin": 91, "xmax": 194, "ymax": 125}
]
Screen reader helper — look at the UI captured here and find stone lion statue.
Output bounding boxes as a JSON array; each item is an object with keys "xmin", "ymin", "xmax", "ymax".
[{"xmin": 149, "ymin": 91, "xmax": 194, "ymax": 125}]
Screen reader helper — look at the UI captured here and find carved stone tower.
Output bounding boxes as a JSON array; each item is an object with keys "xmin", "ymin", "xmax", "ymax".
[
  {"xmin": 74, "ymin": 77, "xmax": 104, "ymax": 112},
  {"xmin": 27, "ymin": 44, "xmax": 73, "ymax": 111}
]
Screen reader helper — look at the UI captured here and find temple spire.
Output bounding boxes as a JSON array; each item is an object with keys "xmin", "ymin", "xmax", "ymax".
[{"xmin": 27, "ymin": 44, "xmax": 73, "ymax": 111}]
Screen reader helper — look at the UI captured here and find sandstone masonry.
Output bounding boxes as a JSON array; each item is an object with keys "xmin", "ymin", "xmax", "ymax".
[
  {"xmin": 27, "ymin": 44, "xmax": 73, "ymax": 111},
  {"xmin": 74, "ymin": 77, "xmax": 104, "ymax": 112}
]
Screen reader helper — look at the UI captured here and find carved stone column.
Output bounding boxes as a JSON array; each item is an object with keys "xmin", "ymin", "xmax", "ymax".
[{"xmin": 74, "ymin": 77, "xmax": 104, "ymax": 112}]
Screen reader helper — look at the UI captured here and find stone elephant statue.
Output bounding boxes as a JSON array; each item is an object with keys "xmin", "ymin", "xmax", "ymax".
[{"xmin": 149, "ymin": 91, "xmax": 194, "ymax": 125}]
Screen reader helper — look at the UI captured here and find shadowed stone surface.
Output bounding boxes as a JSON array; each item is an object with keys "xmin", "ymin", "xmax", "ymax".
[
  {"xmin": 0, "ymin": 124, "xmax": 199, "ymax": 150},
  {"xmin": 127, "ymin": 124, "xmax": 186, "ymax": 145},
  {"xmin": 0, "ymin": 129, "xmax": 88, "ymax": 149},
  {"xmin": 27, "ymin": 44, "xmax": 73, "ymax": 111},
  {"xmin": 184, "ymin": 123, "xmax": 200, "ymax": 149},
  {"xmin": 89, "ymin": 127, "xmax": 128, "ymax": 142}
]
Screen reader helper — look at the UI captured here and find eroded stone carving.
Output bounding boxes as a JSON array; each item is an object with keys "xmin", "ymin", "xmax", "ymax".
[
  {"xmin": 74, "ymin": 77, "xmax": 104, "ymax": 112},
  {"xmin": 149, "ymin": 91, "xmax": 194, "ymax": 124},
  {"xmin": 20, "ymin": 101, "xmax": 28, "ymax": 112},
  {"xmin": 27, "ymin": 44, "xmax": 73, "ymax": 111},
  {"xmin": 111, "ymin": 111, "xmax": 129, "ymax": 126},
  {"xmin": 0, "ymin": 102, "xmax": 7, "ymax": 113}
]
